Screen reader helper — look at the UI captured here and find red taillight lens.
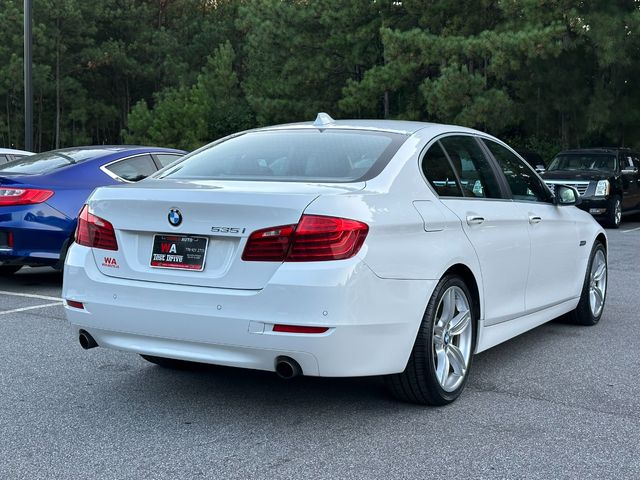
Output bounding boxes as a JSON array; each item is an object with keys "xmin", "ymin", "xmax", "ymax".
[
  {"xmin": 287, "ymin": 215, "xmax": 369, "ymax": 262},
  {"xmin": 242, "ymin": 215, "xmax": 368, "ymax": 262},
  {"xmin": 75, "ymin": 205, "xmax": 118, "ymax": 251},
  {"xmin": 0, "ymin": 188, "xmax": 54, "ymax": 206},
  {"xmin": 241, "ymin": 224, "xmax": 295, "ymax": 261},
  {"xmin": 273, "ymin": 324, "xmax": 329, "ymax": 334}
]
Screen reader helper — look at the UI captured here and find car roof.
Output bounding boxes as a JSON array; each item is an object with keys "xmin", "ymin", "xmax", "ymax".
[
  {"xmin": 257, "ymin": 114, "xmax": 487, "ymax": 137},
  {"xmin": 0, "ymin": 148, "xmax": 33, "ymax": 155},
  {"xmin": 46, "ymin": 145, "xmax": 184, "ymax": 155},
  {"xmin": 557, "ymin": 148, "xmax": 631, "ymax": 155}
]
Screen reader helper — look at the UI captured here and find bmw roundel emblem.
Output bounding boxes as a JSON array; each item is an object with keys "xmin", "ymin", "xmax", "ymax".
[{"xmin": 168, "ymin": 208, "xmax": 182, "ymax": 227}]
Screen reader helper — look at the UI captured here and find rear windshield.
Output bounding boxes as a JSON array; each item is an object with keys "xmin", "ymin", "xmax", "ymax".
[
  {"xmin": 0, "ymin": 148, "xmax": 116, "ymax": 175},
  {"xmin": 548, "ymin": 153, "xmax": 617, "ymax": 172},
  {"xmin": 158, "ymin": 129, "xmax": 407, "ymax": 182}
]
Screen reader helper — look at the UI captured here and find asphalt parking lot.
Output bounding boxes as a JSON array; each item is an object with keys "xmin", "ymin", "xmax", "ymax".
[{"xmin": 1, "ymin": 222, "xmax": 639, "ymax": 480}]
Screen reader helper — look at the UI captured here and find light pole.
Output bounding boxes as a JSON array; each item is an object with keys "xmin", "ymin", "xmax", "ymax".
[{"xmin": 24, "ymin": 0, "xmax": 33, "ymax": 151}]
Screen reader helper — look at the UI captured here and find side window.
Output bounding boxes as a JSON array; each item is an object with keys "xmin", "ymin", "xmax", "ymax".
[
  {"xmin": 0, "ymin": 155, "xmax": 8, "ymax": 164},
  {"xmin": 421, "ymin": 143, "xmax": 463, "ymax": 197},
  {"xmin": 105, "ymin": 154, "xmax": 157, "ymax": 182},
  {"xmin": 439, "ymin": 136, "xmax": 503, "ymax": 199},
  {"xmin": 155, "ymin": 154, "xmax": 183, "ymax": 168},
  {"xmin": 484, "ymin": 140, "xmax": 551, "ymax": 203}
]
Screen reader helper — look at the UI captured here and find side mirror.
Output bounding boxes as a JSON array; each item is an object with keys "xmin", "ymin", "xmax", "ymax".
[
  {"xmin": 622, "ymin": 166, "xmax": 638, "ymax": 175},
  {"xmin": 554, "ymin": 184, "xmax": 581, "ymax": 206}
]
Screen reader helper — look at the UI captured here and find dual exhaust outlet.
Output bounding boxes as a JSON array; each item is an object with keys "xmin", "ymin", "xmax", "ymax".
[{"xmin": 78, "ymin": 331, "xmax": 303, "ymax": 379}]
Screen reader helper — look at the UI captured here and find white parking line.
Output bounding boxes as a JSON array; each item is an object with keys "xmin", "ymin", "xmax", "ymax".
[
  {"xmin": 622, "ymin": 226, "xmax": 640, "ymax": 233},
  {"xmin": 0, "ymin": 290, "xmax": 62, "ymax": 301},
  {"xmin": 0, "ymin": 302, "xmax": 63, "ymax": 315}
]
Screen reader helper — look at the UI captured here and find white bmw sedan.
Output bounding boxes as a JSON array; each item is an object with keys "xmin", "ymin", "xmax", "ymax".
[{"xmin": 63, "ymin": 114, "xmax": 607, "ymax": 405}]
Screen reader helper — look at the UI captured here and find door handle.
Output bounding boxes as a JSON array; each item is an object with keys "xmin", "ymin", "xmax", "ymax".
[
  {"xmin": 466, "ymin": 215, "xmax": 485, "ymax": 225},
  {"xmin": 529, "ymin": 215, "xmax": 542, "ymax": 224}
]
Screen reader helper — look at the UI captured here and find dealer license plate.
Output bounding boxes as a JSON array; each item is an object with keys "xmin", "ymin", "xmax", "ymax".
[{"xmin": 150, "ymin": 234, "xmax": 208, "ymax": 271}]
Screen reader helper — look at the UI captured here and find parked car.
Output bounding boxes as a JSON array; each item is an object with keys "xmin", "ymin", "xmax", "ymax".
[
  {"xmin": 516, "ymin": 148, "xmax": 547, "ymax": 173},
  {"xmin": 0, "ymin": 146, "xmax": 185, "ymax": 274},
  {"xmin": 541, "ymin": 148, "xmax": 640, "ymax": 228},
  {"xmin": 0, "ymin": 148, "xmax": 33, "ymax": 164},
  {"xmin": 63, "ymin": 115, "xmax": 607, "ymax": 406}
]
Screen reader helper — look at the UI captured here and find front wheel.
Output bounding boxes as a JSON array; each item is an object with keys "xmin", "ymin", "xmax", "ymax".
[
  {"xmin": 385, "ymin": 274, "xmax": 476, "ymax": 405},
  {"xmin": 606, "ymin": 196, "xmax": 622, "ymax": 228},
  {"xmin": 566, "ymin": 241, "xmax": 607, "ymax": 326}
]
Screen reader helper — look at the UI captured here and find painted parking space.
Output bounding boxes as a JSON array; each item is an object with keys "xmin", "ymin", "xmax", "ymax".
[{"xmin": 0, "ymin": 290, "xmax": 62, "ymax": 315}]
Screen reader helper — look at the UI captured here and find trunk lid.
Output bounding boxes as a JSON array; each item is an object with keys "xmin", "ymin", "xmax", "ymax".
[{"xmin": 87, "ymin": 179, "xmax": 365, "ymax": 289}]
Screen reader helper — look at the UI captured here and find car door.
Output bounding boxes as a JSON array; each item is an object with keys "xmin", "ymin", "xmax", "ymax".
[
  {"xmin": 428, "ymin": 135, "xmax": 531, "ymax": 326},
  {"xmin": 618, "ymin": 154, "xmax": 637, "ymax": 210},
  {"xmin": 625, "ymin": 155, "xmax": 640, "ymax": 210},
  {"xmin": 482, "ymin": 139, "xmax": 581, "ymax": 312}
]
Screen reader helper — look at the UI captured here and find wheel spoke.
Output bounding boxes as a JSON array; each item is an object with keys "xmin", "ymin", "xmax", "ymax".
[
  {"xmin": 447, "ymin": 344, "xmax": 466, "ymax": 376},
  {"xmin": 440, "ymin": 288, "xmax": 455, "ymax": 323},
  {"xmin": 592, "ymin": 285, "xmax": 604, "ymax": 309},
  {"xmin": 433, "ymin": 326, "xmax": 444, "ymax": 348},
  {"xmin": 448, "ymin": 310, "xmax": 470, "ymax": 336},
  {"xmin": 435, "ymin": 347, "xmax": 449, "ymax": 386},
  {"xmin": 593, "ymin": 262, "xmax": 606, "ymax": 282}
]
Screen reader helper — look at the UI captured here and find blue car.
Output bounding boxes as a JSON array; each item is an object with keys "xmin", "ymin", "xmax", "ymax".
[{"xmin": 0, "ymin": 146, "xmax": 185, "ymax": 274}]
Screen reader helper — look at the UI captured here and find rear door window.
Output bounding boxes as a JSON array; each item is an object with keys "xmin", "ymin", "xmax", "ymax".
[
  {"xmin": 439, "ymin": 136, "xmax": 503, "ymax": 199},
  {"xmin": 421, "ymin": 143, "xmax": 463, "ymax": 197},
  {"xmin": 105, "ymin": 155, "xmax": 158, "ymax": 182},
  {"xmin": 155, "ymin": 153, "xmax": 183, "ymax": 168}
]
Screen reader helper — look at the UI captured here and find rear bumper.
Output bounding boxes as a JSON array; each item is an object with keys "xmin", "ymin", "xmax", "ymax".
[
  {"xmin": 0, "ymin": 203, "xmax": 73, "ymax": 266},
  {"xmin": 63, "ymin": 244, "xmax": 435, "ymax": 377}
]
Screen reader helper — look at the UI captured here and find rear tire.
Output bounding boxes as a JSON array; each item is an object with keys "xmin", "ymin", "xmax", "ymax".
[
  {"xmin": 0, "ymin": 265, "xmax": 22, "ymax": 276},
  {"xmin": 566, "ymin": 241, "xmax": 607, "ymax": 326},
  {"xmin": 385, "ymin": 274, "xmax": 476, "ymax": 406},
  {"xmin": 140, "ymin": 355, "xmax": 200, "ymax": 369},
  {"xmin": 54, "ymin": 237, "xmax": 73, "ymax": 272}
]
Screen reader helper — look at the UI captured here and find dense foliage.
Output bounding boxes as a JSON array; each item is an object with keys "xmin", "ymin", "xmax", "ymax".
[{"xmin": 1, "ymin": 0, "xmax": 640, "ymax": 159}]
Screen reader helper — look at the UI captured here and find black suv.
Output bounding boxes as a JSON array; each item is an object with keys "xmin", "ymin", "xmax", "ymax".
[{"xmin": 541, "ymin": 148, "xmax": 640, "ymax": 228}]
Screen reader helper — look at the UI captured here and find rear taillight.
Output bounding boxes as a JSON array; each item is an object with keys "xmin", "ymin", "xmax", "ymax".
[
  {"xmin": 75, "ymin": 205, "xmax": 118, "ymax": 251},
  {"xmin": 242, "ymin": 215, "xmax": 368, "ymax": 262},
  {"xmin": 0, "ymin": 188, "xmax": 54, "ymax": 206},
  {"xmin": 242, "ymin": 225, "xmax": 296, "ymax": 262},
  {"xmin": 287, "ymin": 215, "xmax": 369, "ymax": 262}
]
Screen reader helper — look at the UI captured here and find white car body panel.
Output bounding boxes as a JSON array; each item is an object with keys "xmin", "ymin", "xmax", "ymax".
[{"xmin": 63, "ymin": 120, "xmax": 606, "ymax": 376}]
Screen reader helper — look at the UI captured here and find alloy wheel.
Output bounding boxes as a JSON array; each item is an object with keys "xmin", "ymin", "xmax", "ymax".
[
  {"xmin": 614, "ymin": 200, "xmax": 622, "ymax": 226},
  {"xmin": 432, "ymin": 286, "xmax": 473, "ymax": 392},
  {"xmin": 589, "ymin": 249, "xmax": 607, "ymax": 317}
]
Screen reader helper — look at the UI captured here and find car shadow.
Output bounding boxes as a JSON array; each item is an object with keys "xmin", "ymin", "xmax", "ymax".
[
  {"xmin": 0, "ymin": 266, "xmax": 62, "ymax": 289},
  {"xmin": 84, "ymin": 311, "xmax": 594, "ymax": 415}
]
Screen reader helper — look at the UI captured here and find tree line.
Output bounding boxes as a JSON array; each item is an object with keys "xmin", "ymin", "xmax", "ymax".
[{"xmin": 1, "ymin": 0, "xmax": 639, "ymax": 161}]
